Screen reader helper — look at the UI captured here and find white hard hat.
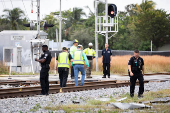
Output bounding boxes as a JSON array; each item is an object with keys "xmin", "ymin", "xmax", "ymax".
[
  {"xmin": 78, "ymin": 44, "xmax": 83, "ymax": 48},
  {"xmin": 88, "ymin": 42, "xmax": 93, "ymax": 46}
]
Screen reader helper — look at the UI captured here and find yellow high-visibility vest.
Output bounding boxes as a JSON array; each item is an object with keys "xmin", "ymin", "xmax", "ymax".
[
  {"xmin": 84, "ymin": 48, "xmax": 96, "ymax": 57},
  {"xmin": 58, "ymin": 52, "xmax": 70, "ymax": 68},
  {"xmin": 73, "ymin": 51, "xmax": 84, "ymax": 64}
]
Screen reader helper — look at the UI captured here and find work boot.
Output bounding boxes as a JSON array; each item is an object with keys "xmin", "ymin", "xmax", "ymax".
[
  {"xmin": 86, "ymin": 76, "xmax": 92, "ymax": 78},
  {"xmin": 130, "ymin": 93, "xmax": 134, "ymax": 98}
]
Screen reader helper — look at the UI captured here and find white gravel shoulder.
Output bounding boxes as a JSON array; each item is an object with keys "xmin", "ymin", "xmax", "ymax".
[{"xmin": 0, "ymin": 81, "xmax": 170, "ymax": 113}]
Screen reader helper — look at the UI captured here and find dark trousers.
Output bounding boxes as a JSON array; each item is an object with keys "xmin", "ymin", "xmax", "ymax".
[
  {"xmin": 40, "ymin": 68, "xmax": 49, "ymax": 94},
  {"xmin": 130, "ymin": 73, "xmax": 144, "ymax": 95},
  {"xmin": 103, "ymin": 63, "xmax": 110, "ymax": 77},
  {"xmin": 58, "ymin": 67, "xmax": 69, "ymax": 87},
  {"xmin": 71, "ymin": 66, "xmax": 74, "ymax": 78}
]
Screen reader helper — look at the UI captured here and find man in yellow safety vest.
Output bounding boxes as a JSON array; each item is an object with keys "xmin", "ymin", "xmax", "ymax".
[
  {"xmin": 72, "ymin": 45, "xmax": 89, "ymax": 86},
  {"xmin": 70, "ymin": 39, "xmax": 78, "ymax": 79},
  {"xmin": 56, "ymin": 47, "xmax": 73, "ymax": 87},
  {"xmin": 84, "ymin": 43, "xmax": 96, "ymax": 78}
]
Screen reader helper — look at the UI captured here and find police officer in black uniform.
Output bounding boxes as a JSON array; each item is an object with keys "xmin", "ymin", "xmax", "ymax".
[
  {"xmin": 128, "ymin": 49, "xmax": 144, "ymax": 98},
  {"xmin": 102, "ymin": 43, "xmax": 112, "ymax": 78},
  {"xmin": 35, "ymin": 45, "xmax": 52, "ymax": 95}
]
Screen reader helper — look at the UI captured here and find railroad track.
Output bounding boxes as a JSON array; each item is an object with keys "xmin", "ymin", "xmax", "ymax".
[
  {"xmin": 0, "ymin": 73, "xmax": 169, "ymax": 99},
  {"xmin": 0, "ymin": 80, "xmax": 150, "ymax": 99},
  {"xmin": 122, "ymin": 72, "xmax": 170, "ymax": 76},
  {"xmin": 0, "ymin": 80, "xmax": 58, "ymax": 86},
  {"xmin": 0, "ymin": 72, "xmax": 169, "ymax": 86}
]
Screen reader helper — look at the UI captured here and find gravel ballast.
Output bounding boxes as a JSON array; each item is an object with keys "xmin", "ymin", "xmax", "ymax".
[{"xmin": 0, "ymin": 81, "xmax": 170, "ymax": 113}]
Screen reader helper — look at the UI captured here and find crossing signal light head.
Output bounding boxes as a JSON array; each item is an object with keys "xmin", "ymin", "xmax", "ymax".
[
  {"xmin": 43, "ymin": 22, "xmax": 54, "ymax": 30},
  {"xmin": 23, "ymin": 21, "xmax": 34, "ymax": 30},
  {"xmin": 108, "ymin": 4, "xmax": 117, "ymax": 18},
  {"xmin": 23, "ymin": 23, "xmax": 30, "ymax": 27}
]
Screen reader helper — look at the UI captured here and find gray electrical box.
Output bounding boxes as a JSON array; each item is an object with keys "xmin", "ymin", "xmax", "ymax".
[
  {"xmin": 0, "ymin": 30, "xmax": 48, "ymax": 73},
  {"xmin": 3, "ymin": 46, "xmax": 22, "ymax": 67}
]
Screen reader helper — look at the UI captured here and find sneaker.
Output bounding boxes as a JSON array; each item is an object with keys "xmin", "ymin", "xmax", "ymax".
[
  {"xmin": 102, "ymin": 76, "xmax": 106, "ymax": 78},
  {"xmin": 130, "ymin": 93, "xmax": 134, "ymax": 97}
]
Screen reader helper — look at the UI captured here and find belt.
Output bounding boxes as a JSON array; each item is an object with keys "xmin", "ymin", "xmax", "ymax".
[{"xmin": 41, "ymin": 64, "xmax": 50, "ymax": 68}]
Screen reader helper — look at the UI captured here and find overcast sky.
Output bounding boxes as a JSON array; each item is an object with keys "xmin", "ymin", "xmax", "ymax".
[{"xmin": 0, "ymin": 0, "xmax": 169, "ymax": 21}]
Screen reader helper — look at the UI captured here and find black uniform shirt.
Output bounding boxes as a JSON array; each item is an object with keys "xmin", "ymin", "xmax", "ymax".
[
  {"xmin": 40, "ymin": 50, "xmax": 52, "ymax": 65},
  {"xmin": 56, "ymin": 53, "xmax": 72, "ymax": 61},
  {"xmin": 102, "ymin": 48, "xmax": 112, "ymax": 63},
  {"xmin": 128, "ymin": 56, "xmax": 144, "ymax": 74}
]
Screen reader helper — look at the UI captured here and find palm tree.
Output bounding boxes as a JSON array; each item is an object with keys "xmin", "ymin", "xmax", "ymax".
[
  {"xmin": 72, "ymin": 7, "xmax": 86, "ymax": 23},
  {"xmin": 132, "ymin": 0, "xmax": 156, "ymax": 14},
  {"xmin": 61, "ymin": 8, "xmax": 86, "ymax": 37},
  {"xmin": 43, "ymin": 12, "xmax": 59, "ymax": 40},
  {"xmin": 3, "ymin": 8, "xmax": 25, "ymax": 30}
]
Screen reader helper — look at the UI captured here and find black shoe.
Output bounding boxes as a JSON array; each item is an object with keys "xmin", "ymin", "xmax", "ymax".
[
  {"xmin": 39, "ymin": 93, "xmax": 46, "ymax": 95},
  {"xmin": 87, "ymin": 76, "xmax": 92, "ymax": 78},
  {"xmin": 71, "ymin": 77, "xmax": 74, "ymax": 79},
  {"xmin": 78, "ymin": 77, "xmax": 80, "ymax": 79},
  {"xmin": 138, "ymin": 94, "xmax": 143, "ymax": 98},
  {"xmin": 46, "ymin": 93, "xmax": 49, "ymax": 95},
  {"xmin": 130, "ymin": 93, "xmax": 134, "ymax": 97},
  {"xmin": 108, "ymin": 76, "xmax": 110, "ymax": 78},
  {"xmin": 102, "ymin": 76, "xmax": 106, "ymax": 78}
]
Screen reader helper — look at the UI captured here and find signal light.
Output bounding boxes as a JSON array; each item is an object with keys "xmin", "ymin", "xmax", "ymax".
[
  {"xmin": 43, "ymin": 22, "xmax": 54, "ymax": 30},
  {"xmin": 111, "ymin": 11, "xmax": 114, "ymax": 14},
  {"xmin": 108, "ymin": 4, "xmax": 117, "ymax": 18},
  {"xmin": 23, "ymin": 21, "xmax": 34, "ymax": 30}
]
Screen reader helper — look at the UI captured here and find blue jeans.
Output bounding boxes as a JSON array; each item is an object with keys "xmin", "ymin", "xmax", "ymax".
[{"xmin": 74, "ymin": 64, "xmax": 86, "ymax": 86}]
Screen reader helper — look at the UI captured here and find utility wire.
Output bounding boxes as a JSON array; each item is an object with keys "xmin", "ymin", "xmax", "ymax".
[
  {"xmin": 22, "ymin": 0, "xmax": 30, "ymax": 21},
  {"xmin": 10, "ymin": 0, "xmax": 14, "ymax": 8},
  {"xmin": 1, "ymin": 0, "xmax": 5, "ymax": 9},
  {"xmin": 2, "ymin": 0, "xmax": 6, "ymax": 8}
]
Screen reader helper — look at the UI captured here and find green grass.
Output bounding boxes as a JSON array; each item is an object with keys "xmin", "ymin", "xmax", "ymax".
[
  {"xmin": 30, "ymin": 103, "xmax": 41, "ymax": 112},
  {"xmin": 0, "ymin": 62, "xmax": 9, "ymax": 75},
  {"xmin": 44, "ymin": 88, "xmax": 170, "ymax": 113},
  {"xmin": 117, "ymin": 89, "xmax": 170, "ymax": 103}
]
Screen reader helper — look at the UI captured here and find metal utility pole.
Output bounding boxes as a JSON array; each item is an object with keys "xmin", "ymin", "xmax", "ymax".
[
  {"xmin": 37, "ymin": 0, "xmax": 40, "ymax": 38},
  {"xmin": 151, "ymin": 40, "xmax": 152, "ymax": 52},
  {"xmin": 105, "ymin": 0, "xmax": 108, "ymax": 43},
  {"xmin": 95, "ymin": 0, "xmax": 99, "ymax": 71},
  {"xmin": 56, "ymin": 28, "xmax": 59, "ymax": 50},
  {"xmin": 59, "ymin": 0, "xmax": 62, "ymax": 50}
]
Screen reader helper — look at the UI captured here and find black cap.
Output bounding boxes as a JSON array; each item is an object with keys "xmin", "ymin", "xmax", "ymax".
[
  {"xmin": 42, "ymin": 45, "xmax": 48, "ymax": 48},
  {"xmin": 62, "ymin": 47, "xmax": 68, "ymax": 50}
]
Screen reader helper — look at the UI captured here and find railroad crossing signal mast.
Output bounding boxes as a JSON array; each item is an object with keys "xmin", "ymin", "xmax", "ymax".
[
  {"xmin": 23, "ymin": 0, "xmax": 54, "ymax": 75},
  {"xmin": 95, "ymin": 0, "xmax": 118, "ymax": 71}
]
